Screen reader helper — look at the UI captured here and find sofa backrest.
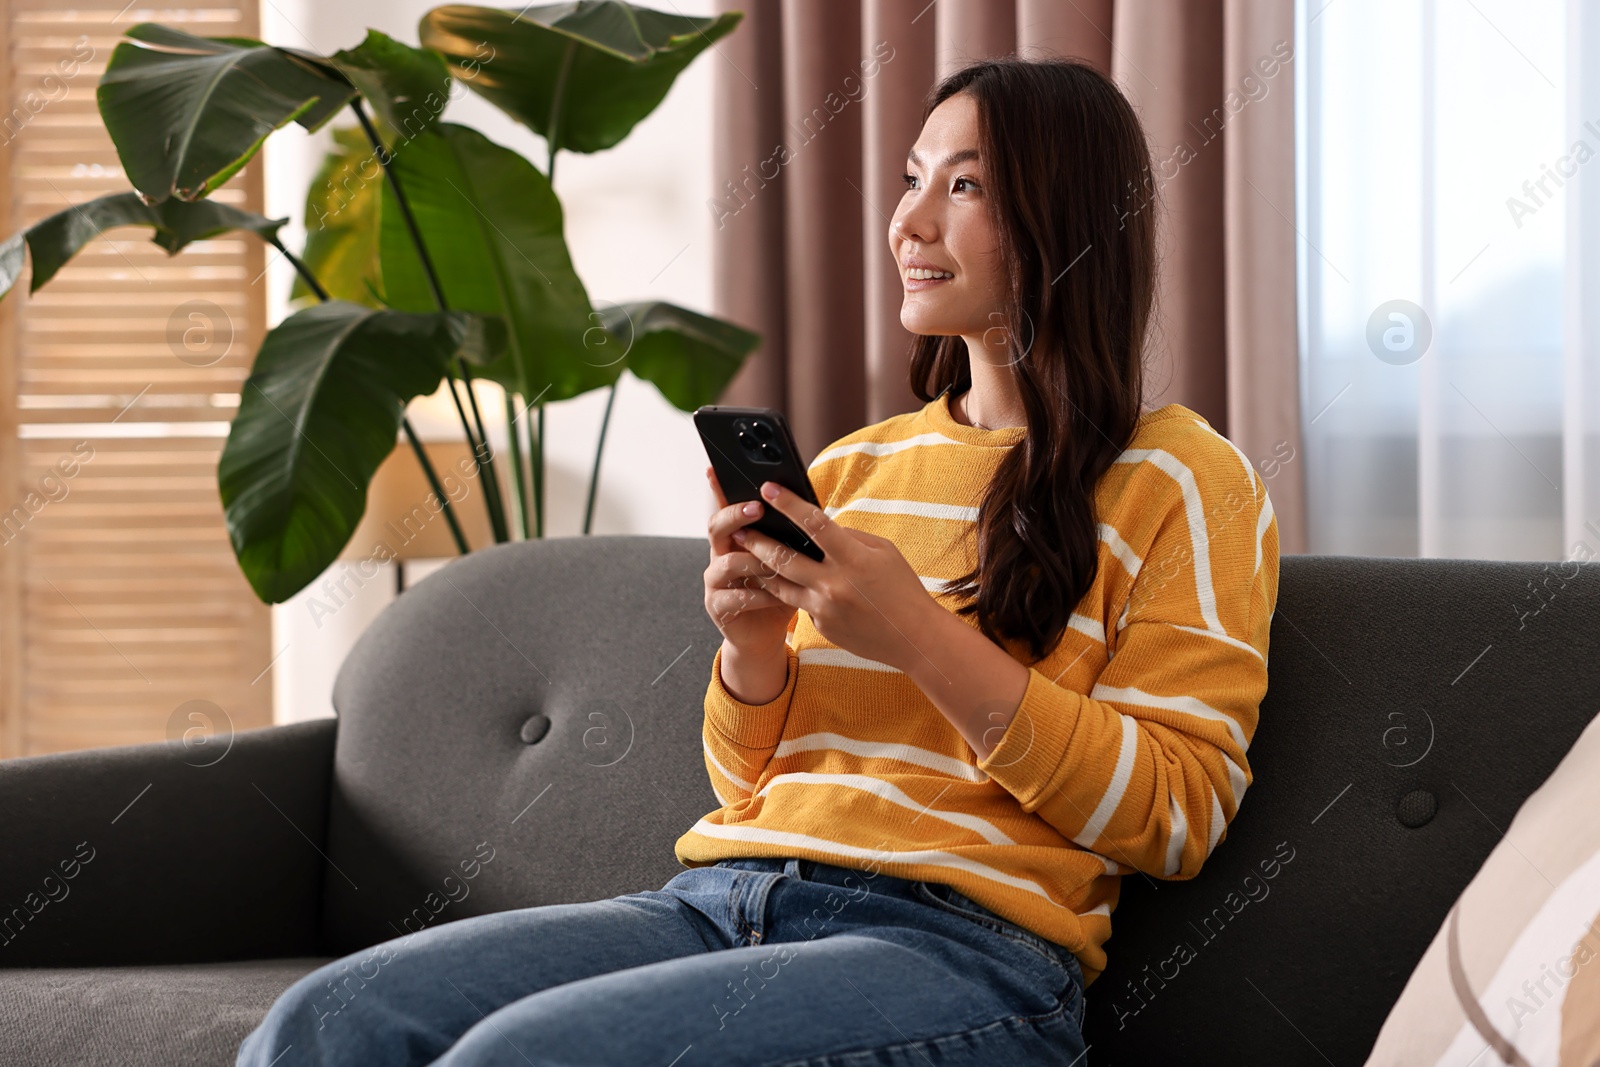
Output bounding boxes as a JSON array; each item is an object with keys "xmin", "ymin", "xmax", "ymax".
[
  {"xmin": 325, "ymin": 536, "xmax": 1600, "ymax": 1066},
  {"xmin": 324, "ymin": 535, "xmax": 722, "ymax": 952},
  {"xmin": 1088, "ymin": 554, "xmax": 1600, "ymax": 1065}
]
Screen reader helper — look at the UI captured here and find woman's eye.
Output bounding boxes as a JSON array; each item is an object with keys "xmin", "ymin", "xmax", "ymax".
[{"xmin": 901, "ymin": 173, "xmax": 978, "ymax": 192}]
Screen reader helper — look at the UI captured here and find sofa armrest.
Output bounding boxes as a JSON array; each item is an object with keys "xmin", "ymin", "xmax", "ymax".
[{"xmin": 0, "ymin": 719, "xmax": 336, "ymax": 967}]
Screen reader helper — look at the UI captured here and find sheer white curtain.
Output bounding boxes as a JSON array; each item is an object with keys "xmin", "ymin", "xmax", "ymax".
[{"xmin": 1295, "ymin": 0, "xmax": 1599, "ymax": 563}]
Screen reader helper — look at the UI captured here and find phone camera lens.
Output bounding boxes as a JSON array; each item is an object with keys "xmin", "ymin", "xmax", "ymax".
[
  {"xmin": 760, "ymin": 443, "xmax": 781, "ymax": 461},
  {"xmin": 752, "ymin": 421, "xmax": 774, "ymax": 440}
]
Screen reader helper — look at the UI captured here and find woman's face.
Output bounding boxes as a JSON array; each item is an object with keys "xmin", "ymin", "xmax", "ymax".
[{"xmin": 889, "ymin": 92, "xmax": 1007, "ymax": 341}]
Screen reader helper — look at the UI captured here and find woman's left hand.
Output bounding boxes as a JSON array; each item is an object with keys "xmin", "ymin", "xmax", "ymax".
[{"xmin": 733, "ymin": 480, "xmax": 944, "ymax": 673}]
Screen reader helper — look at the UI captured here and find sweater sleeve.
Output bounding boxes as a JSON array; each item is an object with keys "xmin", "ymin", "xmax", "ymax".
[
  {"xmin": 702, "ymin": 636, "xmax": 801, "ymax": 804},
  {"xmin": 975, "ymin": 463, "xmax": 1279, "ymax": 881}
]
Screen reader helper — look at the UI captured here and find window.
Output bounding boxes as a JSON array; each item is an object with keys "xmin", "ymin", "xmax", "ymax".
[{"xmin": 1296, "ymin": 0, "xmax": 1597, "ymax": 561}]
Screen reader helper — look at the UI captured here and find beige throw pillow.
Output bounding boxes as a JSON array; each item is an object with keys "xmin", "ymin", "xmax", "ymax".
[{"xmin": 1364, "ymin": 710, "xmax": 1600, "ymax": 1067}]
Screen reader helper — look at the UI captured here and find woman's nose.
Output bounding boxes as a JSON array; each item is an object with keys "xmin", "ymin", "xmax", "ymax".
[{"xmin": 891, "ymin": 211, "xmax": 934, "ymax": 246}]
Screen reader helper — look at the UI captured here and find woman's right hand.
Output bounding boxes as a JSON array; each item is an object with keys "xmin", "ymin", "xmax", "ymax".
[{"xmin": 703, "ymin": 465, "xmax": 796, "ymax": 659}]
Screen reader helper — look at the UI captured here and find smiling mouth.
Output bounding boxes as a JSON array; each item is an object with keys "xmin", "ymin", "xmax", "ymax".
[{"xmin": 904, "ymin": 268, "xmax": 954, "ymax": 291}]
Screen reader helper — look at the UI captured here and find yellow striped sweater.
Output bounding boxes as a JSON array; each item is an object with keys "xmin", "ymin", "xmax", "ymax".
[{"xmin": 673, "ymin": 388, "xmax": 1280, "ymax": 988}]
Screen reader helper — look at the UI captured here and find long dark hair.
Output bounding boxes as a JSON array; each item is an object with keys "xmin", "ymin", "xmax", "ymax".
[{"xmin": 910, "ymin": 57, "xmax": 1158, "ymax": 664}]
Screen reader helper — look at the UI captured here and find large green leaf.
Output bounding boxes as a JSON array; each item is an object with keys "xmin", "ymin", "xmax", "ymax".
[
  {"xmin": 592, "ymin": 301, "xmax": 758, "ymax": 411},
  {"xmin": 379, "ymin": 122, "xmax": 608, "ymax": 401},
  {"xmin": 97, "ymin": 23, "xmax": 357, "ymax": 202},
  {"xmin": 295, "ymin": 125, "xmax": 386, "ymax": 306},
  {"xmin": 0, "ymin": 192, "xmax": 287, "ymax": 300},
  {"xmin": 219, "ymin": 300, "xmax": 506, "ymax": 603},
  {"xmin": 418, "ymin": 2, "xmax": 742, "ymax": 154},
  {"xmin": 296, "ymin": 32, "xmax": 456, "ymax": 306},
  {"xmin": 329, "ymin": 29, "xmax": 451, "ymax": 138}
]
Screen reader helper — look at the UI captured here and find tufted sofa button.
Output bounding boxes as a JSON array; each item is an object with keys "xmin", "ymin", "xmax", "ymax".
[
  {"xmin": 519, "ymin": 713, "xmax": 552, "ymax": 745},
  {"xmin": 1397, "ymin": 788, "xmax": 1436, "ymax": 828}
]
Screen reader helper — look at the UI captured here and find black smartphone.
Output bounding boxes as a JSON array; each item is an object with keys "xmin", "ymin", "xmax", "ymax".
[{"xmin": 694, "ymin": 405, "xmax": 825, "ymax": 561}]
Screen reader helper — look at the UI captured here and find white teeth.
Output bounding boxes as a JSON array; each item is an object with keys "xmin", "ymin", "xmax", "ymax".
[{"xmin": 907, "ymin": 268, "xmax": 953, "ymax": 280}]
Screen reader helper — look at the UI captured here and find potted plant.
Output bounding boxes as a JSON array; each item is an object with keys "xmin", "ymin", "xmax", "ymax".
[{"xmin": 0, "ymin": 1, "xmax": 757, "ymax": 603}]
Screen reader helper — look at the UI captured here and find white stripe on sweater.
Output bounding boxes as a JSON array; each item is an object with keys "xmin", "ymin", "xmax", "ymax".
[
  {"xmin": 1089, "ymin": 682, "xmax": 1249, "ymax": 752},
  {"xmin": 1113, "ymin": 448, "xmax": 1224, "ymax": 634},
  {"xmin": 1206, "ymin": 783, "xmax": 1226, "ymax": 858},
  {"xmin": 920, "ymin": 573, "xmax": 976, "ymax": 597},
  {"xmin": 1223, "ymin": 753, "xmax": 1249, "ymax": 810},
  {"xmin": 1070, "ymin": 711, "xmax": 1247, "ymax": 869},
  {"xmin": 1068, "ymin": 613, "xmax": 1106, "ymax": 644},
  {"xmin": 775, "ymin": 731, "xmax": 989, "ymax": 782},
  {"xmin": 810, "ymin": 431, "xmax": 967, "ymax": 467},
  {"xmin": 825, "ymin": 497, "xmax": 979, "ymax": 523},
  {"xmin": 797, "ymin": 647, "xmax": 900, "ymax": 673},
  {"xmin": 1099, "ymin": 523, "xmax": 1143, "ymax": 580},
  {"xmin": 1193, "ymin": 418, "xmax": 1257, "ymax": 506},
  {"xmin": 1083, "ymin": 850, "xmax": 1124, "ymax": 877},
  {"xmin": 1164, "ymin": 789, "xmax": 1188, "ymax": 876},
  {"xmin": 1073, "ymin": 714, "xmax": 1140, "ymax": 853},
  {"xmin": 703, "ymin": 740, "xmax": 756, "ymax": 794},
  {"xmin": 923, "ymin": 580, "xmax": 1107, "ymax": 654},
  {"xmin": 1254, "ymin": 490, "xmax": 1275, "ymax": 578},
  {"xmin": 755, "ymin": 772, "xmax": 1016, "ymax": 845},
  {"xmin": 1167, "ymin": 623, "xmax": 1264, "ymax": 662}
]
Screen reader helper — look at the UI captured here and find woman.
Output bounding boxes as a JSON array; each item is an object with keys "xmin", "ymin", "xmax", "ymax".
[{"xmin": 239, "ymin": 56, "xmax": 1276, "ymax": 1067}]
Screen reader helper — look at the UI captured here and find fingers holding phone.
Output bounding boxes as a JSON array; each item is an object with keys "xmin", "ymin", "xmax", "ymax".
[{"xmin": 703, "ymin": 465, "xmax": 795, "ymax": 652}]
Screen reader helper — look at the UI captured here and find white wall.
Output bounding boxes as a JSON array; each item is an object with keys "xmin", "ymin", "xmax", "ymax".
[{"xmin": 261, "ymin": 0, "xmax": 719, "ymax": 722}]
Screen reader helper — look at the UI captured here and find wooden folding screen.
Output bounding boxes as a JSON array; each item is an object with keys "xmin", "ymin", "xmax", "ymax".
[{"xmin": 0, "ymin": 0, "xmax": 273, "ymax": 756}]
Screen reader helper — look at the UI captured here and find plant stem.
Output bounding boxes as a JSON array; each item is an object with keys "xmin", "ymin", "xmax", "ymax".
[
  {"xmin": 504, "ymin": 392, "xmax": 528, "ymax": 539},
  {"xmin": 403, "ymin": 422, "xmax": 471, "ymax": 553},
  {"xmin": 450, "ymin": 374, "xmax": 507, "ymax": 539},
  {"xmin": 512, "ymin": 44, "xmax": 573, "ymax": 540},
  {"xmin": 270, "ymin": 233, "xmax": 469, "ymax": 554},
  {"xmin": 444, "ymin": 371, "xmax": 507, "ymax": 542},
  {"xmin": 532, "ymin": 405, "xmax": 545, "ymax": 538},
  {"xmin": 349, "ymin": 97, "xmax": 509, "ymax": 544},
  {"xmin": 349, "ymin": 98, "xmax": 446, "ymax": 312},
  {"xmin": 455, "ymin": 368, "xmax": 508, "ymax": 542},
  {"xmin": 583, "ymin": 379, "xmax": 617, "ymax": 535},
  {"xmin": 276, "ymin": 241, "xmax": 328, "ymax": 301}
]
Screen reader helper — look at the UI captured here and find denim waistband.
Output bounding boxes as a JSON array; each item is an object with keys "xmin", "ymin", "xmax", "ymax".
[
  {"xmin": 714, "ymin": 856, "xmax": 915, "ymax": 891},
  {"xmin": 712, "ymin": 856, "xmax": 1082, "ymax": 975}
]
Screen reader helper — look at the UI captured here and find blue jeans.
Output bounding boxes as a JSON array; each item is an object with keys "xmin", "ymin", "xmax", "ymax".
[{"xmin": 238, "ymin": 856, "xmax": 1087, "ymax": 1066}]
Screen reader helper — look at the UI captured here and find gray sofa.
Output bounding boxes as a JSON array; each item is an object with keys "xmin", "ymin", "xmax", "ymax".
[{"xmin": 2, "ymin": 535, "xmax": 1597, "ymax": 1066}]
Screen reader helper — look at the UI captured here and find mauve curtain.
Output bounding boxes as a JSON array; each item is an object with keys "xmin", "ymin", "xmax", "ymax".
[{"xmin": 709, "ymin": 0, "xmax": 1307, "ymax": 554}]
